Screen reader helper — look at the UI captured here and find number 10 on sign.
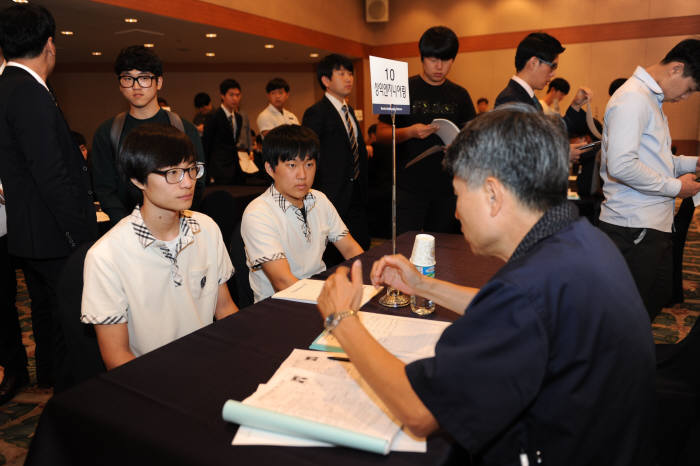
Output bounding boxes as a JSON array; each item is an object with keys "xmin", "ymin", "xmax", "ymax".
[{"xmin": 369, "ymin": 56, "xmax": 410, "ymax": 115}]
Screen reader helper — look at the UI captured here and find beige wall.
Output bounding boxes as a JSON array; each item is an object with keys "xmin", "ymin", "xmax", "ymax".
[
  {"xmin": 202, "ymin": 0, "xmax": 698, "ymax": 45},
  {"xmin": 368, "ymin": 0, "xmax": 699, "ymax": 43},
  {"xmin": 51, "ymin": 70, "xmax": 323, "ymax": 146},
  {"xmin": 362, "ymin": 34, "xmax": 700, "ymax": 150}
]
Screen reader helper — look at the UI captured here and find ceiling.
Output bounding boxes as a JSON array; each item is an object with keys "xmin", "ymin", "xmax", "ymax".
[{"xmin": 34, "ymin": 0, "xmax": 334, "ymax": 64}]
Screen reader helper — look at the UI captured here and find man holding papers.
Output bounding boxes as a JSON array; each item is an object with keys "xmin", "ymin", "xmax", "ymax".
[
  {"xmin": 317, "ymin": 105, "xmax": 655, "ymax": 465},
  {"xmin": 241, "ymin": 125, "xmax": 363, "ymax": 302}
]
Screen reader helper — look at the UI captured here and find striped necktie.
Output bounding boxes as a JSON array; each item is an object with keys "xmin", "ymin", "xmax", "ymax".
[{"xmin": 342, "ymin": 105, "xmax": 359, "ymax": 180}]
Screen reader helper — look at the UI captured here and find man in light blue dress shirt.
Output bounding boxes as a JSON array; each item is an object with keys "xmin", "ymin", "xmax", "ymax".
[{"xmin": 599, "ymin": 39, "xmax": 700, "ymax": 321}]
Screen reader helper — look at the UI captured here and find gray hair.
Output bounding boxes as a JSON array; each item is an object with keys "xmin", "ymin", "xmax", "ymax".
[{"xmin": 443, "ymin": 103, "xmax": 569, "ymax": 212}]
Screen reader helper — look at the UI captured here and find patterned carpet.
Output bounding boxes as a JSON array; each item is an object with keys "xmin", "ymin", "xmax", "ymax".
[{"xmin": 1, "ymin": 218, "xmax": 699, "ymax": 465}]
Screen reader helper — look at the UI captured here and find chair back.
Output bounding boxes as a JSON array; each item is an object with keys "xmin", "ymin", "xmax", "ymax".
[
  {"xmin": 229, "ymin": 221, "xmax": 254, "ymax": 309},
  {"xmin": 198, "ymin": 190, "xmax": 241, "ymax": 245}
]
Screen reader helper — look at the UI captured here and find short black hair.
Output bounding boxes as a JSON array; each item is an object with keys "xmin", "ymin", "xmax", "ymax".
[
  {"xmin": 266, "ymin": 77, "xmax": 290, "ymax": 93},
  {"xmin": 418, "ymin": 26, "xmax": 459, "ymax": 61},
  {"xmin": 263, "ymin": 125, "xmax": 319, "ymax": 169},
  {"xmin": 194, "ymin": 92, "xmax": 210, "ymax": 108},
  {"xmin": 477, "ymin": 97, "xmax": 489, "ymax": 105},
  {"xmin": 608, "ymin": 78, "xmax": 627, "ymax": 96},
  {"xmin": 661, "ymin": 38, "xmax": 700, "ymax": 85},
  {"xmin": 547, "ymin": 77, "xmax": 570, "ymax": 94},
  {"xmin": 317, "ymin": 54, "xmax": 353, "ymax": 90},
  {"xmin": 118, "ymin": 123, "xmax": 195, "ymax": 184},
  {"xmin": 220, "ymin": 78, "xmax": 241, "ymax": 95},
  {"xmin": 514, "ymin": 32, "xmax": 565, "ymax": 72},
  {"xmin": 114, "ymin": 45, "xmax": 163, "ymax": 76},
  {"xmin": 71, "ymin": 131, "xmax": 86, "ymax": 147},
  {"xmin": 0, "ymin": 4, "xmax": 55, "ymax": 60},
  {"xmin": 368, "ymin": 124, "xmax": 377, "ymax": 136}
]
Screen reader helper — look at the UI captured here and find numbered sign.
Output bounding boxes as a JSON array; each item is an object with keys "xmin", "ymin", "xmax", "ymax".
[{"xmin": 369, "ymin": 55, "xmax": 410, "ymax": 115}]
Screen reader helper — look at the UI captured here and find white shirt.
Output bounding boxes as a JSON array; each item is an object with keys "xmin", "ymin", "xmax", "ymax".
[
  {"xmin": 221, "ymin": 103, "xmax": 236, "ymax": 134},
  {"xmin": 256, "ymin": 103, "xmax": 299, "ymax": 135},
  {"xmin": 512, "ymin": 75, "xmax": 535, "ymax": 98},
  {"xmin": 241, "ymin": 185, "xmax": 348, "ymax": 302},
  {"xmin": 600, "ymin": 66, "xmax": 698, "ymax": 232},
  {"xmin": 539, "ymin": 98, "xmax": 561, "ymax": 116},
  {"xmin": 325, "ymin": 92, "xmax": 358, "ymax": 141},
  {"xmin": 6, "ymin": 61, "xmax": 49, "ymax": 92},
  {"xmin": 81, "ymin": 208, "xmax": 233, "ymax": 357}
]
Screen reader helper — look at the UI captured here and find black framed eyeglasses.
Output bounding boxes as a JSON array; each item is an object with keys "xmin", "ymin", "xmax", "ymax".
[
  {"xmin": 152, "ymin": 163, "xmax": 205, "ymax": 184},
  {"xmin": 119, "ymin": 75, "xmax": 158, "ymax": 88},
  {"xmin": 537, "ymin": 58, "xmax": 558, "ymax": 71}
]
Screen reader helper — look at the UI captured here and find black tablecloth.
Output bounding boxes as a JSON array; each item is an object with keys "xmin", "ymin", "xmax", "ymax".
[{"xmin": 26, "ymin": 232, "xmax": 503, "ymax": 466}]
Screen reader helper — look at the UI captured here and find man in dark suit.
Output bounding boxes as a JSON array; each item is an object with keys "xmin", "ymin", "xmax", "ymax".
[
  {"xmin": 302, "ymin": 54, "xmax": 370, "ymax": 254},
  {"xmin": 202, "ymin": 78, "xmax": 253, "ymax": 184},
  {"xmin": 495, "ymin": 32, "xmax": 591, "ymax": 161},
  {"xmin": 0, "ymin": 4, "xmax": 98, "ymax": 399}
]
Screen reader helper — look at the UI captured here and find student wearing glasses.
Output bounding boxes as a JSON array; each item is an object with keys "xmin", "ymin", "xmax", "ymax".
[
  {"xmin": 82, "ymin": 124, "xmax": 238, "ymax": 370},
  {"xmin": 494, "ymin": 32, "xmax": 591, "ymax": 162},
  {"xmin": 91, "ymin": 45, "xmax": 205, "ymax": 227}
]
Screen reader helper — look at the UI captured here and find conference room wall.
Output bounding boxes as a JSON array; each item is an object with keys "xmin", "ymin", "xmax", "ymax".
[
  {"xmin": 50, "ymin": 70, "xmax": 322, "ymax": 149},
  {"xmin": 362, "ymin": 34, "xmax": 700, "ymax": 155},
  {"xmin": 200, "ymin": 0, "xmax": 698, "ymax": 46}
]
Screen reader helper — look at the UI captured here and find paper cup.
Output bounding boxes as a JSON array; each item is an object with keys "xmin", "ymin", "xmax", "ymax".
[{"xmin": 410, "ymin": 234, "xmax": 435, "ymax": 267}]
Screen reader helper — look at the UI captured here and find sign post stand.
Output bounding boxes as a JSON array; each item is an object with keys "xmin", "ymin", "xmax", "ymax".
[{"xmin": 369, "ymin": 56, "xmax": 410, "ymax": 308}]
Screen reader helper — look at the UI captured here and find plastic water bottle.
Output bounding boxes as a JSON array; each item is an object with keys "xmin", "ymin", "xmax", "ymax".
[
  {"xmin": 410, "ymin": 234, "xmax": 436, "ymax": 316},
  {"xmin": 410, "ymin": 263, "xmax": 435, "ymax": 315}
]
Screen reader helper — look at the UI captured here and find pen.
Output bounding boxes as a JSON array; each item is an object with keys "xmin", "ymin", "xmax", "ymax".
[{"xmin": 327, "ymin": 356, "xmax": 350, "ymax": 362}]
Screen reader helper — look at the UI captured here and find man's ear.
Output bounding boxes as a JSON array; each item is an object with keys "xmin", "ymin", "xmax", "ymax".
[
  {"xmin": 156, "ymin": 76, "xmax": 163, "ymax": 91},
  {"xmin": 320, "ymin": 75, "xmax": 331, "ymax": 90},
  {"xmin": 45, "ymin": 36, "xmax": 55, "ymax": 56},
  {"xmin": 483, "ymin": 177, "xmax": 504, "ymax": 217},
  {"xmin": 669, "ymin": 62, "xmax": 685, "ymax": 78},
  {"xmin": 130, "ymin": 178, "xmax": 146, "ymax": 191},
  {"xmin": 264, "ymin": 162, "xmax": 275, "ymax": 179}
]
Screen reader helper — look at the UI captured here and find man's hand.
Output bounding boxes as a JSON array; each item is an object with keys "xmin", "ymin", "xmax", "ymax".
[
  {"xmin": 370, "ymin": 254, "xmax": 424, "ymax": 297},
  {"xmin": 677, "ymin": 173, "xmax": 700, "ymax": 199},
  {"xmin": 570, "ymin": 87, "xmax": 593, "ymax": 110},
  {"xmin": 317, "ymin": 260, "xmax": 364, "ymax": 319},
  {"xmin": 410, "ymin": 123, "xmax": 438, "ymax": 140},
  {"xmin": 569, "ymin": 142, "xmax": 586, "ymax": 163}
]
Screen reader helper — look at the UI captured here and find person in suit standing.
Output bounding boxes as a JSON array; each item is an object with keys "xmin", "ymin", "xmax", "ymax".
[
  {"xmin": 0, "ymin": 4, "xmax": 98, "ymax": 396},
  {"xmin": 494, "ymin": 32, "xmax": 591, "ymax": 162},
  {"xmin": 202, "ymin": 79, "xmax": 253, "ymax": 185},
  {"xmin": 302, "ymin": 54, "xmax": 370, "ymax": 255}
]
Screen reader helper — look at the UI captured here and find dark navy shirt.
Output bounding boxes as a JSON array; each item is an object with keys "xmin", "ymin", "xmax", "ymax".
[{"xmin": 406, "ymin": 217, "xmax": 655, "ymax": 466}]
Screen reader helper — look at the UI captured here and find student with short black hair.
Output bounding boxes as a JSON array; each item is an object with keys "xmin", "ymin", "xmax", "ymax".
[
  {"xmin": 376, "ymin": 26, "xmax": 476, "ymax": 234},
  {"xmin": 202, "ymin": 78, "xmax": 253, "ymax": 184},
  {"xmin": 82, "ymin": 123, "xmax": 238, "ymax": 370},
  {"xmin": 256, "ymin": 77, "xmax": 299, "ymax": 138},
  {"xmin": 91, "ymin": 45, "xmax": 205, "ymax": 226},
  {"xmin": 192, "ymin": 91, "xmax": 212, "ymax": 136},
  {"xmin": 539, "ymin": 77, "xmax": 570, "ymax": 116},
  {"xmin": 303, "ymin": 54, "xmax": 370, "ymax": 258},
  {"xmin": 241, "ymin": 124, "xmax": 363, "ymax": 302}
]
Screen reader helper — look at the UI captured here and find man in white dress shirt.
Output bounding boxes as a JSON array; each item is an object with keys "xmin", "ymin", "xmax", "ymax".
[
  {"xmin": 256, "ymin": 78, "xmax": 299, "ymax": 138},
  {"xmin": 598, "ymin": 38, "xmax": 700, "ymax": 320}
]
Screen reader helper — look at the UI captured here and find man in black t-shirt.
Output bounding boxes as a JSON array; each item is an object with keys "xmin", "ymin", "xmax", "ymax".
[
  {"xmin": 91, "ymin": 46, "xmax": 205, "ymax": 226},
  {"xmin": 377, "ymin": 26, "xmax": 476, "ymax": 234}
]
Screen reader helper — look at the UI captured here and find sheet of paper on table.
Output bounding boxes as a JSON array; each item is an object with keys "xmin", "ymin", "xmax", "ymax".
[
  {"xmin": 310, "ymin": 311, "xmax": 451, "ymax": 363},
  {"xmin": 272, "ymin": 278, "xmax": 382, "ymax": 306},
  {"xmin": 226, "ymin": 349, "xmax": 426, "ymax": 454}
]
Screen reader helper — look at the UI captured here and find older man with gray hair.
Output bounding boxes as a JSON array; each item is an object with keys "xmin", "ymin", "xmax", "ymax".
[{"xmin": 316, "ymin": 105, "xmax": 655, "ymax": 465}]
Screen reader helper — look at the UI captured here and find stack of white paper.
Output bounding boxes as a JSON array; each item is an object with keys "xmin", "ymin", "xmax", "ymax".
[{"xmin": 225, "ymin": 349, "xmax": 426, "ymax": 454}]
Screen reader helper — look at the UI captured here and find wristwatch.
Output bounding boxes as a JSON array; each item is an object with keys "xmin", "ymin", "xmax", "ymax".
[{"xmin": 324, "ymin": 309, "xmax": 357, "ymax": 331}]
